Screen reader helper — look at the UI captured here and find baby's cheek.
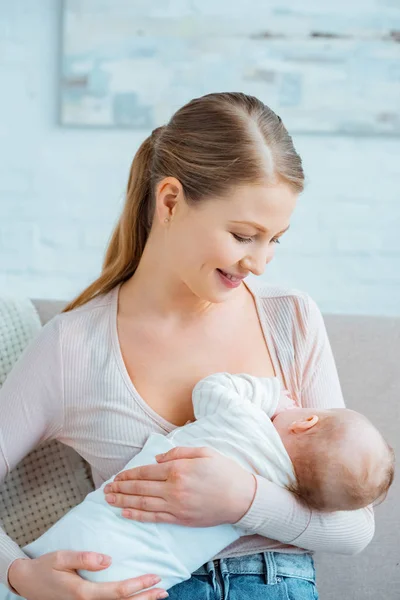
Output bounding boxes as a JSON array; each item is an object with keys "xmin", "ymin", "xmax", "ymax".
[{"xmin": 272, "ymin": 405, "xmax": 298, "ymax": 420}]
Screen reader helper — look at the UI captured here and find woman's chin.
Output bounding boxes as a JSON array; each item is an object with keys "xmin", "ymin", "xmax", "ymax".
[
  {"xmin": 200, "ymin": 289, "xmax": 227, "ymax": 305},
  {"xmin": 186, "ymin": 273, "xmax": 241, "ymax": 305},
  {"xmin": 191, "ymin": 284, "xmax": 230, "ymax": 305}
]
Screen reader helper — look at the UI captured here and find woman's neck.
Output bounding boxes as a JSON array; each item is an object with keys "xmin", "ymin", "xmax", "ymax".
[{"xmin": 118, "ymin": 258, "xmax": 246, "ymax": 327}]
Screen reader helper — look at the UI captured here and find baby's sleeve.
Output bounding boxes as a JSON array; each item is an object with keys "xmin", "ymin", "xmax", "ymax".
[{"xmin": 192, "ymin": 373, "xmax": 281, "ymax": 419}]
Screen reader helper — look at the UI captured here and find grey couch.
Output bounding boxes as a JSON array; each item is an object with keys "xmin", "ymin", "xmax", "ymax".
[{"xmin": 33, "ymin": 300, "xmax": 400, "ymax": 599}]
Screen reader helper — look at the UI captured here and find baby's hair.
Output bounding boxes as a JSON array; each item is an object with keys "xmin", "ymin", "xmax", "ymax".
[
  {"xmin": 371, "ymin": 444, "xmax": 395, "ymax": 507},
  {"xmin": 287, "ymin": 413, "xmax": 395, "ymax": 511}
]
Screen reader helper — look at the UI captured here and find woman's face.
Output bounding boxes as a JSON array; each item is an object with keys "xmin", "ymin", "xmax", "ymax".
[{"xmin": 157, "ymin": 178, "xmax": 298, "ymax": 303}]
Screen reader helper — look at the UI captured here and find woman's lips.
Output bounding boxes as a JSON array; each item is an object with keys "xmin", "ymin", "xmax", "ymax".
[{"xmin": 216, "ymin": 269, "xmax": 243, "ymax": 289}]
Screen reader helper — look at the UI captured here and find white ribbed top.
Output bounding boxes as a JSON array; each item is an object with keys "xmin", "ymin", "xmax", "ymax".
[{"xmin": 0, "ymin": 281, "xmax": 374, "ymax": 587}]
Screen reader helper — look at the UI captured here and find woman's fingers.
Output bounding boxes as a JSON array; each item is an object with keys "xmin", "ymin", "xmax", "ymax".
[
  {"xmin": 133, "ymin": 587, "xmax": 169, "ymax": 600},
  {"xmin": 51, "ymin": 550, "xmax": 113, "ymax": 572},
  {"xmin": 121, "ymin": 509, "xmax": 178, "ymax": 524},
  {"xmin": 83, "ymin": 573, "xmax": 168, "ymax": 599},
  {"xmin": 105, "ymin": 479, "xmax": 165, "ymax": 498},
  {"xmin": 155, "ymin": 446, "xmax": 213, "ymax": 462},
  {"xmin": 106, "ymin": 492, "xmax": 169, "ymax": 512},
  {"xmin": 130, "ymin": 579, "xmax": 169, "ymax": 600},
  {"xmin": 48, "ymin": 552, "xmax": 168, "ymax": 599},
  {"xmin": 114, "ymin": 462, "xmax": 170, "ymax": 482}
]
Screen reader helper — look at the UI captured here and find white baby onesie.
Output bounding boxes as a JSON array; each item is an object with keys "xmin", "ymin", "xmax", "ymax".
[{"xmin": 1, "ymin": 374, "xmax": 297, "ymax": 598}]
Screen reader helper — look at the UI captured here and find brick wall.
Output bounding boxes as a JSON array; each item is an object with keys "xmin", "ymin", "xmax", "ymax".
[{"xmin": 0, "ymin": 0, "xmax": 399, "ymax": 315}]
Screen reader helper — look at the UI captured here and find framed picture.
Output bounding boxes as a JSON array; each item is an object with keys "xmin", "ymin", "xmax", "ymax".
[{"xmin": 60, "ymin": 0, "xmax": 400, "ymax": 134}]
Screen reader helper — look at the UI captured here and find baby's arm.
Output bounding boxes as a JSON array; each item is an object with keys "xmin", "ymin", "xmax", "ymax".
[{"xmin": 192, "ymin": 373, "xmax": 282, "ymax": 419}]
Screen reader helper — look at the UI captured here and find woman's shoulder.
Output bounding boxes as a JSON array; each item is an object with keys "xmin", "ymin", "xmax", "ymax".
[
  {"xmin": 248, "ymin": 280, "xmax": 321, "ymax": 329},
  {"xmin": 60, "ymin": 287, "xmax": 115, "ymax": 318},
  {"xmin": 249, "ymin": 280, "xmax": 314, "ymax": 307},
  {"xmin": 44, "ymin": 287, "xmax": 116, "ymax": 342}
]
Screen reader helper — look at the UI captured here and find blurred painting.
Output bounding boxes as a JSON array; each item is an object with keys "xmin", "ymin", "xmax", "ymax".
[{"xmin": 60, "ymin": 0, "xmax": 400, "ymax": 134}]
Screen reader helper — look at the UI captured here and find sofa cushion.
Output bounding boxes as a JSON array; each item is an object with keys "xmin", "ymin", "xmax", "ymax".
[{"xmin": 0, "ymin": 441, "xmax": 94, "ymax": 546}]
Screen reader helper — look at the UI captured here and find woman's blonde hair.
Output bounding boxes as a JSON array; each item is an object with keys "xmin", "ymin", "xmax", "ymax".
[{"xmin": 63, "ymin": 92, "xmax": 304, "ymax": 313}]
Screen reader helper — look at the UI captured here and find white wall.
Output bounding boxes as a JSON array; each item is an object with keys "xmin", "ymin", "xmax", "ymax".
[{"xmin": 0, "ymin": 0, "xmax": 399, "ymax": 315}]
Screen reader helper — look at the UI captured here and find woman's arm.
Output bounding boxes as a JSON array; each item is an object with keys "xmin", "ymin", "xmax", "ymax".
[
  {"xmin": 234, "ymin": 293, "xmax": 374, "ymax": 555},
  {"xmin": 0, "ymin": 317, "xmax": 64, "ymax": 589},
  {"xmin": 234, "ymin": 475, "xmax": 374, "ymax": 555},
  {"xmin": 1, "ymin": 317, "xmax": 168, "ymax": 600}
]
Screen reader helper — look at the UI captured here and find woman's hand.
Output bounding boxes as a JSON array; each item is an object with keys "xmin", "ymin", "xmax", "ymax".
[
  {"xmin": 104, "ymin": 446, "xmax": 256, "ymax": 527},
  {"xmin": 8, "ymin": 551, "xmax": 168, "ymax": 600}
]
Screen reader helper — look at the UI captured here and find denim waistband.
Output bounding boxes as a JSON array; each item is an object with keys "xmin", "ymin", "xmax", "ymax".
[{"xmin": 192, "ymin": 551, "xmax": 316, "ymax": 584}]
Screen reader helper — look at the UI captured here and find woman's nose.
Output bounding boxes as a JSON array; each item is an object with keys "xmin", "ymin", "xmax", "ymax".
[{"xmin": 241, "ymin": 249, "xmax": 273, "ymax": 276}]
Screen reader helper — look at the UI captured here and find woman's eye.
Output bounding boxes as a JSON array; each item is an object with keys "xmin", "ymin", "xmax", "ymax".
[
  {"xmin": 232, "ymin": 233, "xmax": 281, "ymax": 244},
  {"xmin": 232, "ymin": 233, "xmax": 254, "ymax": 243}
]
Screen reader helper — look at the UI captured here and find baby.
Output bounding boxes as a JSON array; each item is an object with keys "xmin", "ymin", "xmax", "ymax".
[
  {"xmin": 270, "ymin": 389, "xmax": 395, "ymax": 512},
  {"xmin": 190, "ymin": 373, "xmax": 394, "ymax": 513},
  {"xmin": 1, "ymin": 373, "xmax": 394, "ymax": 599}
]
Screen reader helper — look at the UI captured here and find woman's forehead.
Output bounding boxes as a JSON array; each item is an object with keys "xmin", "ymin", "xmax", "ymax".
[{"xmin": 210, "ymin": 182, "xmax": 297, "ymax": 226}]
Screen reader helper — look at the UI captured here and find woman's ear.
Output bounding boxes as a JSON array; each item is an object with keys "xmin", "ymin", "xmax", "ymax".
[
  {"xmin": 289, "ymin": 415, "xmax": 319, "ymax": 433},
  {"xmin": 155, "ymin": 177, "xmax": 183, "ymax": 223}
]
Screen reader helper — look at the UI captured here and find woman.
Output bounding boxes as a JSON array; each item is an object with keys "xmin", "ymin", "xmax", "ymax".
[{"xmin": 1, "ymin": 92, "xmax": 374, "ymax": 600}]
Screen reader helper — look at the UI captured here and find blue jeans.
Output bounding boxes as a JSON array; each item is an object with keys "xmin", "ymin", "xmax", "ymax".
[{"xmin": 168, "ymin": 551, "xmax": 318, "ymax": 599}]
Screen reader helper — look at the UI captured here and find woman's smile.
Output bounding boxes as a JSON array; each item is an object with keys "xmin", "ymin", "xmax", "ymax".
[{"xmin": 216, "ymin": 268, "xmax": 245, "ymax": 289}]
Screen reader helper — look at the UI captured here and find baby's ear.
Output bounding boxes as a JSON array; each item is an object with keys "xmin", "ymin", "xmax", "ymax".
[{"xmin": 289, "ymin": 415, "xmax": 319, "ymax": 433}]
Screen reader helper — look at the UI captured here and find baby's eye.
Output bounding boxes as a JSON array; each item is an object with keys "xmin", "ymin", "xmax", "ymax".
[{"xmin": 271, "ymin": 238, "xmax": 281, "ymax": 245}]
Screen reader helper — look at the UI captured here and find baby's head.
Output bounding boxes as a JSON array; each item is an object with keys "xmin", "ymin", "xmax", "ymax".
[{"xmin": 272, "ymin": 407, "xmax": 395, "ymax": 511}]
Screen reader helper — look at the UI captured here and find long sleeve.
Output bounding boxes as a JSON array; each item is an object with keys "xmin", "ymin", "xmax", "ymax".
[
  {"xmin": 234, "ymin": 292, "xmax": 374, "ymax": 555},
  {"xmin": 0, "ymin": 317, "xmax": 64, "ymax": 588},
  {"xmin": 298, "ymin": 295, "xmax": 345, "ymax": 409},
  {"xmin": 234, "ymin": 476, "xmax": 374, "ymax": 555}
]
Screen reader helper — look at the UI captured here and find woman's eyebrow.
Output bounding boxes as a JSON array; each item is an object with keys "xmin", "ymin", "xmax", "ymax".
[{"xmin": 229, "ymin": 221, "xmax": 290, "ymax": 235}]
